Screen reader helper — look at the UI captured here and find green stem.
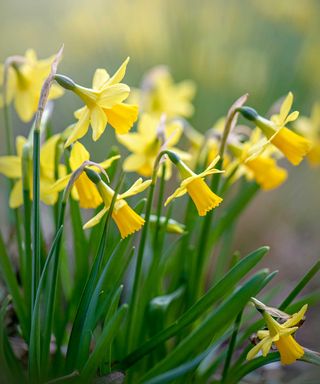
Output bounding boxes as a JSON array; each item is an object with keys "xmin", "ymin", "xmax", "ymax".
[
  {"xmin": 192, "ymin": 159, "xmax": 222, "ymax": 301},
  {"xmin": 31, "ymin": 129, "xmax": 41, "ymax": 309},
  {"xmin": 221, "ymin": 310, "xmax": 242, "ymax": 382},
  {"xmin": 126, "ymin": 151, "xmax": 167, "ymax": 353}
]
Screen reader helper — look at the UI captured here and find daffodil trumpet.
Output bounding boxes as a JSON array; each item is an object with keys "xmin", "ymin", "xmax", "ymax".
[
  {"xmin": 83, "ymin": 168, "xmax": 151, "ymax": 239},
  {"xmin": 237, "ymin": 92, "xmax": 311, "ymax": 165},
  {"xmin": 247, "ymin": 298, "xmax": 307, "ymax": 365},
  {"xmin": 164, "ymin": 151, "xmax": 223, "ymax": 216}
]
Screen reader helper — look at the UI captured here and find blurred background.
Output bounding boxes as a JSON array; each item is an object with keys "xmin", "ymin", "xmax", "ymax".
[{"xmin": 1, "ymin": 0, "xmax": 320, "ymax": 379}]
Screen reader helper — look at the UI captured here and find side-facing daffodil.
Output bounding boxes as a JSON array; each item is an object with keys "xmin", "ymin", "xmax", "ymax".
[
  {"xmin": 130, "ymin": 66, "xmax": 195, "ymax": 119},
  {"xmin": 55, "ymin": 57, "xmax": 138, "ymax": 147},
  {"xmin": 238, "ymin": 92, "xmax": 311, "ymax": 165},
  {"xmin": 83, "ymin": 169, "xmax": 151, "ymax": 238},
  {"xmin": 117, "ymin": 113, "xmax": 189, "ymax": 179},
  {"xmin": 247, "ymin": 301, "xmax": 307, "ymax": 365},
  {"xmin": 165, "ymin": 153, "xmax": 223, "ymax": 216},
  {"xmin": 0, "ymin": 49, "xmax": 64, "ymax": 122},
  {"xmin": 50, "ymin": 141, "xmax": 120, "ymax": 209},
  {"xmin": 295, "ymin": 102, "xmax": 320, "ymax": 166},
  {"xmin": 228, "ymin": 128, "xmax": 287, "ymax": 190},
  {"xmin": 0, "ymin": 134, "xmax": 64, "ymax": 208}
]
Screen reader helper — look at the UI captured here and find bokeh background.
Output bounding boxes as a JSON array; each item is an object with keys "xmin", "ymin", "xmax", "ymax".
[{"xmin": 1, "ymin": 0, "xmax": 320, "ymax": 380}]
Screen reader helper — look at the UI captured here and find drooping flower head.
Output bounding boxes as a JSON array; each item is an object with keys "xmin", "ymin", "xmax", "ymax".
[
  {"xmin": 0, "ymin": 49, "xmax": 64, "ymax": 122},
  {"xmin": 294, "ymin": 102, "xmax": 320, "ymax": 166},
  {"xmin": 228, "ymin": 128, "xmax": 287, "ymax": 190},
  {"xmin": 247, "ymin": 299, "xmax": 307, "ymax": 365},
  {"xmin": 50, "ymin": 141, "xmax": 120, "ymax": 209},
  {"xmin": 0, "ymin": 134, "xmax": 65, "ymax": 208},
  {"xmin": 83, "ymin": 169, "xmax": 151, "ymax": 238},
  {"xmin": 165, "ymin": 152, "xmax": 223, "ymax": 216},
  {"xmin": 117, "ymin": 113, "xmax": 189, "ymax": 179},
  {"xmin": 55, "ymin": 58, "xmax": 138, "ymax": 147},
  {"xmin": 237, "ymin": 92, "xmax": 311, "ymax": 165},
  {"xmin": 130, "ymin": 66, "xmax": 195, "ymax": 119}
]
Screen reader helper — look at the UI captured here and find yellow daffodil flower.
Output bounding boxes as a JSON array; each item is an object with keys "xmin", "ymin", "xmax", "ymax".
[
  {"xmin": 228, "ymin": 129, "xmax": 287, "ymax": 190},
  {"xmin": 0, "ymin": 134, "xmax": 64, "ymax": 208},
  {"xmin": 55, "ymin": 58, "xmax": 138, "ymax": 147},
  {"xmin": 165, "ymin": 155, "xmax": 223, "ymax": 216},
  {"xmin": 50, "ymin": 141, "xmax": 120, "ymax": 209},
  {"xmin": 117, "ymin": 113, "xmax": 189, "ymax": 179},
  {"xmin": 238, "ymin": 92, "xmax": 311, "ymax": 165},
  {"xmin": 247, "ymin": 304, "xmax": 307, "ymax": 365},
  {"xmin": 295, "ymin": 102, "xmax": 320, "ymax": 166},
  {"xmin": 83, "ymin": 170, "xmax": 151, "ymax": 238},
  {"xmin": 0, "ymin": 49, "xmax": 64, "ymax": 122},
  {"xmin": 131, "ymin": 66, "xmax": 195, "ymax": 118}
]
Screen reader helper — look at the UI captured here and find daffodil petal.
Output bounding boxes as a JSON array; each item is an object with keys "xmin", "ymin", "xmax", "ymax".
[
  {"xmin": 91, "ymin": 106, "xmax": 108, "ymax": 141},
  {"xmin": 99, "ymin": 83, "xmax": 130, "ymax": 109},
  {"xmin": 164, "ymin": 186, "xmax": 187, "ymax": 206},
  {"xmin": 50, "ymin": 174, "xmax": 72, "ymax": 193},
  {"xmin": 0, "ymin": 156, "xmax": 22, "ymax": 178},
  {"xmin": 83, "ymin": 206, "xmax": 108, "ymax": 229},
  {"xmin": 279, "ymin": 92, "xmax": 294, "ymax": 125},
  {"xmin": 282, "ymin": 305, "xmax": 308, "ymax": 328},
  {"xmin": 119, "ymin": 178, "xmax": 152, "ymax": 200},
  {"xmin": 92, "ymin": 68, "xmax": 110, "ymax": 90},
  {"xmin": 69, "ymin": 141, "xmax": 90, "ymax": 170},
  {"xmin": 65, "ymin": 108, "xmax": 90, "ymax": 147},
  {"xmin": 9, "ymin": 179, "xmax": 23, "ymax": 208},
  {"xmin": 107, "ymin": 57, "xmax": 130, "ymax": 86},
  {"xmin": 14, "ymin": 88, "xmax": 35, "ymax": 123}
]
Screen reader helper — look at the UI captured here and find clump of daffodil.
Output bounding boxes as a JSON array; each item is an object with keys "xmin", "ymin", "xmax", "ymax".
[
  {"xmin": 130, "ymin": 66, "xmax": 195, "ymax": 119},
  {"xmin": 0, "ymin": 49, "xmax": 64, "ymax": 122},
  {"xmin": 227, "ymin": 128, "xmax": 288, "ymax": 190},
  {"xmin": 237, "ymin": 92, "xmax": 311, "ymax": 165},
  {"xmin": 247, "ymin": 298, "xmax": 307, "ymax": 365},
  {"xmin": 294, "ymin": 102, "xmax": 320, "ymax": 166},
  {"xmin": 55, "ymin": 58, "xmax": 138, "ymax": 147},
  {"xmin": 117, "ymin": 113, "xmax": 189, "ymax": 179},
  {"xmin": 50, "ymin": 141, "xmax": 120, "ymax": 209},
  {"xmin": 83, "ymin": 168, "xmax": 151, "ymax": 238},
  {"xmin": 0, "ymin": 134, "xmax": 65, "ymax": 208},
  {"xmin": 164, "ymin": 152, "xmax": 223, "ymax": 216}
]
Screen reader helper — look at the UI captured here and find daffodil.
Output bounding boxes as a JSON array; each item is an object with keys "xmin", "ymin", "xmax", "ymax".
[
  {"xmin": 0, "ymin": 134, "xmax": 64, "ymax": 208},
  {"xmin": 117, "ymin": 113, "xmax": 189, "ymax": 179},
  {"xmin": 55, "ymin": 57, "xmax": 138, "ymax": 147},
  {"xmin": 295, "ymin": 102, "xmax": 320, "ymax": 166},
  {"xmin": 130, "ymin": 66, "xmax": 195, "ymax": 118},
  {"xmin": 50, "ymin": 141, "xmax": 120, "ymax": 209},
  {"xmin": 228, "ymin": 129, "xmax": 287, "ymax": 190},
  {"xmin": 83, "ymin": 170, "xmax": 151, "ymax": 238},
  {"xmin": 165, "ymin": 155, "xmax": 223, "ymax": 216},
  {"xmin": 247, "ymin": 304, "xmax": 307, "ymax": 365},
  {"xmin": 0, "ymin": 49, "xmax": 64, "ymax": 122},
  {"xmin": 238, "ymin": 92, "xmax": 311, "ymax": 165}
]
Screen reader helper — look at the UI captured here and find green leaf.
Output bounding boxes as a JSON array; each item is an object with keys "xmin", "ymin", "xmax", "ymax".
[
  {"xmin": 0, "ymin": 230, "xmax": 28, "ymax": 339},
  {"xmin": 75, "ymin": 240, "xmax": 133, "ymax": 368},
  {"xmin": 279, "ymin": 259, "xmax": 320, "ymax": 310},
  {"xmin": 141, "ymin": 269, "xmax": 269, "ymax": 380},
  {"xmin": 0, "ymin": 297, "xmax": 25, "ymax": 383},
  {"xmin": 28, "ymin": 226, "xmax": 64, "ymax": 380},
  {"xmin": 120, "ymin": 246, "xmax": 269, "ymax": 369},
  {"xmin": 80, "ymin": 304, "xmax": 128, "ymax": 382}
]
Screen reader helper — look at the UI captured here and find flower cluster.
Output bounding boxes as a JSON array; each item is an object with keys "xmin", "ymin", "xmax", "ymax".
[{"xmin": 0, "ymin": 50, "xmax": 318, "ymax": 383}]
